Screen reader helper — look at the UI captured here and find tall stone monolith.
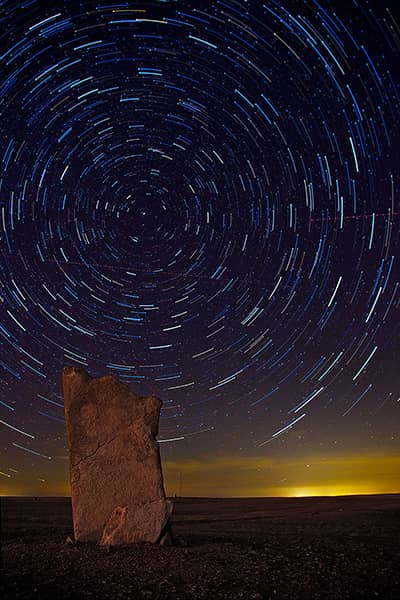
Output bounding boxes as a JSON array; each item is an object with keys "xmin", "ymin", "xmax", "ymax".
[{"xmin": 63, "ymin": 366, "xmax": 172, "ymax": 545}]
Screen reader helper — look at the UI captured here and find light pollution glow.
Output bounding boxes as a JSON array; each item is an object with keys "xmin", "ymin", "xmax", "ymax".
[{"xmin": 1, "ymin": 452, "xmax": 399, "ymax": 498}]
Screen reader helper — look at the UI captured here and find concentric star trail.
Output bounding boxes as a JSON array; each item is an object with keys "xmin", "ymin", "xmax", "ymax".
[{"xmin": 0, "ymin": 0, "xmax": 399, "ymax": 489}]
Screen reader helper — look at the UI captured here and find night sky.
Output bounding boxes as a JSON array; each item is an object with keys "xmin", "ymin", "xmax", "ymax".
[{"xmin": 0, "ymin": 0, "xmax": 399, "ymax": 497}]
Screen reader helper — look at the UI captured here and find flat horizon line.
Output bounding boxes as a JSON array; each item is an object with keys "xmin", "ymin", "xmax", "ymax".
[{"xmin": 2, "ymin": 492, "xmax": 400, "ymax": 500}]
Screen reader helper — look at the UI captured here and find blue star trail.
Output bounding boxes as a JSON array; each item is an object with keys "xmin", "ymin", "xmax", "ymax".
[{"xmin": 0, "ymin": 0, "xmax": 399, "ymax": 487}]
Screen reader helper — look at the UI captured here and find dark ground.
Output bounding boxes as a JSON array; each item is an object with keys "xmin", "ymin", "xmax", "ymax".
[{"xmin": 1, "ymin": 495, "xmax": 400, "ymax": 599}]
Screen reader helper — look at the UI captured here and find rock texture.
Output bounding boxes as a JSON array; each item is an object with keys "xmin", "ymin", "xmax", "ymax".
[{"xmin": 63, "ymin": 366, "xmax": 172, "ymax": 545}]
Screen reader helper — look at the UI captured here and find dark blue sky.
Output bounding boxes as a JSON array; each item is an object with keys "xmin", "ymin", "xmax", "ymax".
[{"xmin": 0, "ymin": 0, "xmax": 399, "ymax": 495}]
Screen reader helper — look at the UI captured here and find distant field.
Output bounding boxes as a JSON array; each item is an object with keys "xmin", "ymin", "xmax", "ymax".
[
  {"xmin": 2, "ymin": 495, "xmax": 400, "ymax": 599},
  {"xmin": 2, "ymin": 494, "xmax": 400, "ymax": 542}
]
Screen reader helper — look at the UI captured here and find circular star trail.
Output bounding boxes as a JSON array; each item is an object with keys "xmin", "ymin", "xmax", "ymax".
[{"xmin": 0, "ymin": 0, "xmax": 399, "ymax": 477}]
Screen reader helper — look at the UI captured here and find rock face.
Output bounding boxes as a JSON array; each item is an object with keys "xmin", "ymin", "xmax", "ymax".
[{"xmin": 63, "ymin": 366, "xmax": 172, "ymax": 545}]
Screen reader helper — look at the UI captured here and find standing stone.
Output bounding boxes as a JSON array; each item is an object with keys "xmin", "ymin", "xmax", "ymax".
[{"xmin": 63, "ymin": 366, "xmax": 172, "ymax": 545}]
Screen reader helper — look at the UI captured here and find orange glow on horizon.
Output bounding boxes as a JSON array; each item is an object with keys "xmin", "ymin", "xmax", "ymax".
[{"xmin": 1, "ymin": 451, "xmax": 399, "ymax": 498}]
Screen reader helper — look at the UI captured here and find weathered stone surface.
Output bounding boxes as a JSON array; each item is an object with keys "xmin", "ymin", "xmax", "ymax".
[{"xmin": 63, "ymin": 366, "xmax": 172, "ymax": 545}]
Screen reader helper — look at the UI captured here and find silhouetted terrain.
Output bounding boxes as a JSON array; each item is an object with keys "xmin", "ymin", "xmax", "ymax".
[{"xmin": 2, "ymin": 495, "xmax": 400, "ymax": 599}]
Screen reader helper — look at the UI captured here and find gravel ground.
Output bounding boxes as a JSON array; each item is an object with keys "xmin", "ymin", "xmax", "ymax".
[{"xmin": 2, "ymin": 496, "xmax": 400, "ymax": 599}]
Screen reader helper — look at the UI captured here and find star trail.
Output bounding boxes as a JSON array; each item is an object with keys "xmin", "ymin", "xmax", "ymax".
[{"xmin": 0, "ymin": 0, "xmax": 399, "ymax": 496}]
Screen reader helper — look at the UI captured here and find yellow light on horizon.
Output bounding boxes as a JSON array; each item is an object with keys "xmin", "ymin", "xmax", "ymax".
[
  {"xmin": 285, "ymin": 484, "xmax": 386, "ymax": 498},
  {"xmin": 291, "ymin": 489, "xmax": 314, "ymax": 497},
  {"xmin": 2, "ymin": 452, "xmax": 399, "ymax": 497}
]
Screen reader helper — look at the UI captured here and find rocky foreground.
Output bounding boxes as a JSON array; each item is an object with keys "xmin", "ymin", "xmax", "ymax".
[{"xmin": 2, "ymin": 496, "xmax": 400, "ymax": 600}]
